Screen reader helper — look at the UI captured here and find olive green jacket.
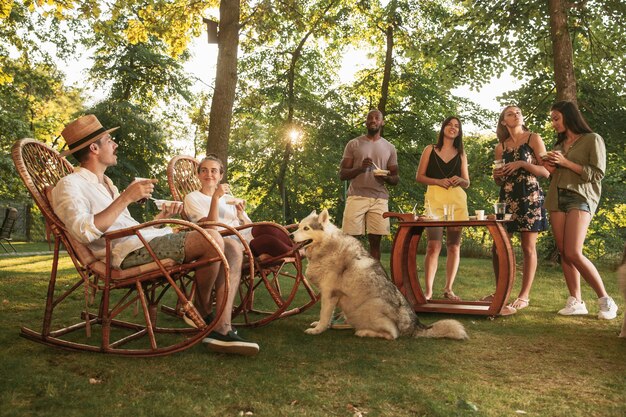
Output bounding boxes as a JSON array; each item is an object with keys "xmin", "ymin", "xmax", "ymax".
[{"xmin": 544, "ymin": 133, "xmax": 606, "ymax": 215}]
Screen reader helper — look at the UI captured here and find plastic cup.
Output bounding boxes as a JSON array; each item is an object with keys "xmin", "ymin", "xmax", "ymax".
[
  {"xmin": 494, "ymin": 159, "xmax": 505, "ymax": 169},
  {"xmin": 475, "ymin": 210, "xmax": 485, "ymax": 220},
  {"xmin": 444, "ymin": 204, "xmax": 455, "ymax": 221}
]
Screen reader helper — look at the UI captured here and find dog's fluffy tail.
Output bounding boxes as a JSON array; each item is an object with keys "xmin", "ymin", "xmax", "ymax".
[{"xmin": 413, "ymin": 319, "xmax": 468, "ymax": 340}]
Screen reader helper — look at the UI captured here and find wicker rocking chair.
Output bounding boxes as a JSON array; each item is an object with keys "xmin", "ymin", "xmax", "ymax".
[
  {"xmin": 12, "ymin": 139, "xmax": 232, "ymax": 356},
  {"xmin": 167, "ymin": 155, "xmax": 318, "ymax": 327}
]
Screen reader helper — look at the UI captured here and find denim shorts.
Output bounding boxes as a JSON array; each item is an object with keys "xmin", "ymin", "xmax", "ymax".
[
  {"xmin": 557, "ymin": 188, "xmax": 590, "ymax": 213},
  {"xmin": 121, "ymin": 231, "xmax": 188, "ymax": 269}
]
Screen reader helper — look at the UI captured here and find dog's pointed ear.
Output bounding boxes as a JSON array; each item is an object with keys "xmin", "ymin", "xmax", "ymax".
[
  {"xmin": 319, "ymin": 209, "xmax": 330, "ymax": 225},
  {"xmin": 308, "ymin": 210, "xmax": 317, "ymax": 218}
]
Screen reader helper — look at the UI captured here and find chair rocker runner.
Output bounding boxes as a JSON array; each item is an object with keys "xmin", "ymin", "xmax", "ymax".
[
  {"xmin": 12, "ymin": 139, "xmax": 231, "ymax": 356},
  {"xmin": 167, "ymin": 155, "xmax": 318, "ymax": 327}
]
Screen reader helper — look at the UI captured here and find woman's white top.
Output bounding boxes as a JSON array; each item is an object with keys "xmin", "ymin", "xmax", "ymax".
[{"xmin": 184, "ymin": 190, "xmax": 252, "ymax": 241}]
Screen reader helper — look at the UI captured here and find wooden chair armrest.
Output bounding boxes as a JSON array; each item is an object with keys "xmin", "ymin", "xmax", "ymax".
[{"xmin": 103, "ymin": 218, "xmax": 201, "ymax": 240}]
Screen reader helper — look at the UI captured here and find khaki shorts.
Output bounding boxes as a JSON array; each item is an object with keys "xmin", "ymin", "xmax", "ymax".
[
  {"xmin": 121, "ymin": 231, "xmax": 188, "ymax": 269},
  {"xmin": 342, "ymin": 196, "xmax": 390, "ymax": 236}
]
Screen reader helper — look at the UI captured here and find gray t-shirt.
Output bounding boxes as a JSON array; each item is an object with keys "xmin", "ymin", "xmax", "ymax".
[{"xmin": 342, "ymin": 135, "xmax": 398, "ymax": 199}]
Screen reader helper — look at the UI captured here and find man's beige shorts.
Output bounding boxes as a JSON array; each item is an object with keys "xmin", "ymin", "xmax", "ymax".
[{"xmin": 341, "ymin": 196, "xmax": 390, "ymax": 236}]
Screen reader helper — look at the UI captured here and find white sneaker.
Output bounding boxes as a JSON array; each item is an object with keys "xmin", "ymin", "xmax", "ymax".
[
  {"xmin": 558, "ymin": 296, "xmax": 588, "ymax": 315},
  {"xmin": 597, "ymin": 296, "xmax": 618, "ymax": 320}
]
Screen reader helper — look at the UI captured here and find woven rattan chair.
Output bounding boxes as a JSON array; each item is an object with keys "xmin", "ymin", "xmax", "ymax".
[
  {"xmin": 167, "ymin": 155, "xmax": 318, "ymax": 327},
  {"xmin": 12, "ymin": 139, "xmax": 232, "ymax": 356}
]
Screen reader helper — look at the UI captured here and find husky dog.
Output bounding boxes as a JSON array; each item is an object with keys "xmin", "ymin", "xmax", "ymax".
[
  {"xmin": 617, "ymin": 264, "xmax": 626, "ymax": 338},
  {"xmin": 293, "ymin": 209, "xmax": 468, "ymax": 340}
]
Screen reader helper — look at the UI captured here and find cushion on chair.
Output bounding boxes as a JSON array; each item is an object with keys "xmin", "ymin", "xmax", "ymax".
[{"xmin": 91, "ymin": 258, "xmax": 178, "ymax": 280}]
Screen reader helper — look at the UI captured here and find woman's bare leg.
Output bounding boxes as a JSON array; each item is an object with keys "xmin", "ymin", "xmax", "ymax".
[
  {"xmin": 444, "ymin": 227, "xmax": 462, "ymax": 296},
  {"xmin": 550, "ymin": 211, "xmax": 581, "ymax": 299},
  {"xmin": 516, "ymin": 231, "xmax": 539, "ymax": 302},
  {"xmin": 424, "ymin": 227, "xmax": 443, "ymax": 300},
  {"xmin": 562, "ymin": 210, "xmax": 608, "ymax": 298}
]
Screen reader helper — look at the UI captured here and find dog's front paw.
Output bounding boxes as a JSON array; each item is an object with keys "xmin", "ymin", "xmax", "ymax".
[
  {"xmin": 305, "ymin": 326, "xmax": 326, "ymax": 335},
  {"xmin": 309, "ymin": 320, "xmax": 319, "ymax": 327}
]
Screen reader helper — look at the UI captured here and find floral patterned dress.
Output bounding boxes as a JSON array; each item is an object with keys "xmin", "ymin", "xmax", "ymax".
[{"xmin": 499, "ymin": 136, "xmax": 548, "ymax": 233}]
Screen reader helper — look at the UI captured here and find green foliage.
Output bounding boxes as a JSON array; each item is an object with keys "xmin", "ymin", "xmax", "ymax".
[
  {"xmin": 2, "ymin": 0, "xmax": 624, "ymax": 257},
  {"xmin": 0, "ymin": 2, "xmax": 84, "ymax": 203}
]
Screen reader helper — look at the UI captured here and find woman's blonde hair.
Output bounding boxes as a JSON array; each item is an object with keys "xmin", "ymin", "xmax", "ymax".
[{"xmin": 496, "ymin": 105, "xmax": 529, "ymax": 143}]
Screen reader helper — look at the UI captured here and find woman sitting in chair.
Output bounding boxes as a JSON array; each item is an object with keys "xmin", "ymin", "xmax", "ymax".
[{"xmin": 184, "ymin": 155, "xmax": 294, "ymax": 260}]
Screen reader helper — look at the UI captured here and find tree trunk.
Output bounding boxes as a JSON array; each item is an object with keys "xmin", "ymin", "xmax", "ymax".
[
  {"xmin": 378, "ymin": 24, "xmax": 393, "ymax": 116},
  {"xmin": 207, "ymin": 0, "xmax": 240, "ymax": 174},
  {"xmin": 548, "ymin": 0, "xmax": 577, "ymax": 102}
]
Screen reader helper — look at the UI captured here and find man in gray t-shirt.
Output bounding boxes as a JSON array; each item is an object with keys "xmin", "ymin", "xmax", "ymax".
[{"xmin": 339, "ymin": 109, "xmax": 399, "ymax": 260}]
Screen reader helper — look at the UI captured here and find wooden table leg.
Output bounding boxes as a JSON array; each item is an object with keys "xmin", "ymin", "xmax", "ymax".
[
  {"xmin": 486, "ymin": 224, "xmax": 516, "ymax": 315},
  {"xmin": 389, "ymin": 219, "xmax": 515, "ymax": 316}
]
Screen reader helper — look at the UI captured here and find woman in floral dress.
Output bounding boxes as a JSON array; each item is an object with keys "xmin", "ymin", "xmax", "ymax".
[{"xmin": 492, "ymin": 106, "xmax": 550, "ymax": 313}]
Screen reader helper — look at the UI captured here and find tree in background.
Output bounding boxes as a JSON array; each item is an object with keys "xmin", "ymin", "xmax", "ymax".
[
  {"xmin": 2, "ymin": 0, "xmax": 624, "ymax": 258},
  {"xmin": 0, "ymin": 1, "xmax": 83, "ymax": 203},
  {"xmin": 207, "ymin": 0, "xmax": 239, "ymax": 171}
]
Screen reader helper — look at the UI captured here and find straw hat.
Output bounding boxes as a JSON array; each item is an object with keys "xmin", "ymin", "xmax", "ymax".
[{"xmin": 60, "ymin": 115, "xmax": 119, "ymax": 156}]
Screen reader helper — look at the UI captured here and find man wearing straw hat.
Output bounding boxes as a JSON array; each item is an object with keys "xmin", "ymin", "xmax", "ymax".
[{"xmin": 52, "ymin": 114, "xmax": 259, "ymax": 356}]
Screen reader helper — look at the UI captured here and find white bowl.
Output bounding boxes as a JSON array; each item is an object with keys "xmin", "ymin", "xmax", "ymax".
[{"xmin": 153, "ymin": 199, "xmax": 180, "ymax": 210}]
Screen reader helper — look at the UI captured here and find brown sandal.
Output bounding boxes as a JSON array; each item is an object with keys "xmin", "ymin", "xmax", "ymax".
[
  {"xmin": 443, "ymin": 291, "xmax": 461, "ymax": 301},
  {"xmin": 499, "ymin": 305, "xmax": 517, "ymax": 316}
]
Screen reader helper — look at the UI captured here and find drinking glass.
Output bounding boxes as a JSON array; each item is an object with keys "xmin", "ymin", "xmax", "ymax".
[{"xmin": 494, "ymin": 202, "xmax": 507, "ymax": 220}]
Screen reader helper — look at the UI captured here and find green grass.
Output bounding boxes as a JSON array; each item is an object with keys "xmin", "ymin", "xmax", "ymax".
[
  {"xmin": 0, "ymin": 251, "xmax": 624, "ymax": 417},
  {"xmin": 0, "ymin": 241, "xmax": 55, "ymax": 255}
]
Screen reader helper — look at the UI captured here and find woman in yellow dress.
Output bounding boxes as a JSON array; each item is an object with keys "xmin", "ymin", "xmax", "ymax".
[{"xmin": 415, "ymin": 116, "xmax": 469, "ymax": 300}]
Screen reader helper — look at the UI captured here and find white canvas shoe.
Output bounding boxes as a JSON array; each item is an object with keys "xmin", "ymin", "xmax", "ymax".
[
  {"xmin": 597, "ymin": 296, "xmax": 618, "ymax": 320},
  {"xmin": 558, "ymin": 296, "xmax": 588, "ymax": 315}
]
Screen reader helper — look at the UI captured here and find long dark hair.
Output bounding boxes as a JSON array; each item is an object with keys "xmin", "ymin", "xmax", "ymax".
[
  {"xmin": 551, "ymin": 101, "xmax": 593, "ymax": 145},
  {"xmin": 435, "ymin": 116, "xmax": 464, "ymax": 154},
  {"xmin": 496, "ymin": 105, "xmax": 529, "ymax": 143}
]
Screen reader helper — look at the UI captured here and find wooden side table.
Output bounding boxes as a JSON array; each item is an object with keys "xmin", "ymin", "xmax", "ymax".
[{"xmin": 383, "ymin": 213, "xmax": 515, "ymax": 316}]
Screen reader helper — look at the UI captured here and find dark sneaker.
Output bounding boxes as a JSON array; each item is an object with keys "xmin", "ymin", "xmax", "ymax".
[{"xmin": 203, "ymin": 331, "xmax": 259, "ymax": 356}]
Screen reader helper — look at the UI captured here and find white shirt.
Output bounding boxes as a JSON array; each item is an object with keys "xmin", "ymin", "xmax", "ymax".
[
  {"xmin": 184, "ymin": 190, "xmax": 252, "ymax": 241},
  {"xmin": 51, "ymin": 167, "xmax": 172, "ymax": 268}
]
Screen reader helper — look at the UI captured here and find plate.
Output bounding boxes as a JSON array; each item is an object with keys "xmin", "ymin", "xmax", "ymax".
[
  {"xmin": 224, "ymin": 196, "xmax": 244, "ymax": 205},
  {"xmin": 373, "ymin": 169, "xmax": 390, "ymax": 176}
]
